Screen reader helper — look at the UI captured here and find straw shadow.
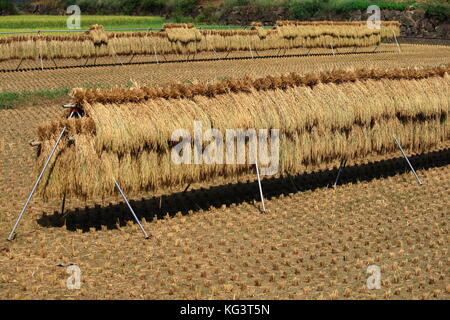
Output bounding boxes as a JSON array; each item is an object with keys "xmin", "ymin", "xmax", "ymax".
[{"xmin": 37, "ymin": 148, "xmax": 450, "ymax": 232}]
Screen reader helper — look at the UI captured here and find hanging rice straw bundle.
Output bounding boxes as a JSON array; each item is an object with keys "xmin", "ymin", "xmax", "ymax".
[
  {"xmin": 34, "ymin": 66, "xmax": 449, "ymax": 199},
  {"xmin": 87, "ymin": 24, "xmax": 109, "ymax": 46}
]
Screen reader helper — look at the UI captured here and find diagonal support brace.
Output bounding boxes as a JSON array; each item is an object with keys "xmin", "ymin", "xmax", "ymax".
[
  {"xmin": 114, "ymin": 179, "xmax": 150, "ymax": 239},
  {"xmin": 255, "ymin": 162, "xmax": 266, "ymax": 213},
  {"xmin": 334, "ymin": 159, "xmax": 347, "ymax": 187},
  {"xmin": 7, "ymin": 126, "xmax": 67, "ymax": 241},
  {"xmin": 393, "ymin": 135, "xmax": 422, "ymax": 185}
]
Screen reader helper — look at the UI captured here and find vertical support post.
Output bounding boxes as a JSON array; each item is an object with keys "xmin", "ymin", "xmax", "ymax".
[
  {"xmin": 114, "ymin": 179, "xmax": 150, "ymax": 239},
  {"xmin": 153, "ymin": 45, "xmax": 159, "ymax": 64},
  {"xmin": 393, "ymin": 135, "xmax": 422, "ymax": 185},
  {"xmin": 334, "ymin": 159, "xmax": 347, "ymax": 187},
  {"xmin": 7, "ymin": 126, "xmax": 67, "ymax": 241},
  {"xmin": 36, "ymin": 31, "xmax": 44, "ymax": 71},
  {"xmin": 255, "ymin": 162, "xmax": 266, "ymax": 213},
  {"xmin": 249, "ymin": 43, "xmax": 254, "ymax": 59}
]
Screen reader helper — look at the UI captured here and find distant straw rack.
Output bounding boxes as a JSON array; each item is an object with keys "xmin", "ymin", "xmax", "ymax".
[{"xmin": 0, "ymin": 21, "xmax": 401, "ymax": 64}]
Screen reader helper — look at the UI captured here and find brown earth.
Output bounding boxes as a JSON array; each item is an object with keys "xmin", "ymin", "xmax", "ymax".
[
  {"xmin": 0, "ymin": 97, "xmax": 449, "ymax": 300},
  {"xmin": 0, "ymin": 43, "xmax": 448, "ymax": 299}
]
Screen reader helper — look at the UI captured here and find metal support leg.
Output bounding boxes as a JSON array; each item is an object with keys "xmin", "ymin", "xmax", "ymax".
[
  {"xmin": 39, "ymin": 56, "xmax": 44, "ymax": 71},
  {"xmin": 51, "ymin": 58, "xmax": 58, "ymax": 68},
  {"xmin": 393, "ymin": 135, "xmax": 422, "ymax": 185},
  {"xmin": 114, "ymin": 52, "xmax": 124, "ymax": 66},
  {"xmin": 334, "ymin": 159, "xmax": 347, "ymax": 187},
  {"xmin": 392, "ymin": 31, "xmax": 401, "ymax": 53},
  {"xmin": 15, "ymin": 58, "xmax": 24, "ymax": 71},
  {"xmin": 114, "ymin": 179, "xmax": 150, "ymax": 239},
  {"xmin": 7, "ymin": 127, "xmax": 67, "ymax": 241},
  {"xmin": 183, "ymin": 183, "xmax": 192, "ymax": 194},
  {"xmin": 128, "ymin": 54, "xmax": 135, "ymax": 63},
  {"xmin": 255, "ymin": 162, "xmax": 266, "ymax": 213},
  {"xmin": 61, "ymin": 192, "xmax": 67, "ymax": 215},
  {"xmin": 153, "ymin": 45, "xmax": 159, "ymax": 64},
  {"xmin": 287, "ymin": 174, "xmax": 298, "ymax": 192}
]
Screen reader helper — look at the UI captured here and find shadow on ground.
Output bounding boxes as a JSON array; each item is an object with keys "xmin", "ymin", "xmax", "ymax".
[{"xmin": 37, "ymin": 148, "xmax": 450, "ymax": 232}]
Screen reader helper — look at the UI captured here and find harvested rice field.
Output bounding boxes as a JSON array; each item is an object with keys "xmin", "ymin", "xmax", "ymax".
[
  {"xmin": 0, "ymin": 33, "xmax": 449, "ymax": 301},
  {"xmin": 1, "ymin": 43, "xmax": 449, "ymax": 93}
]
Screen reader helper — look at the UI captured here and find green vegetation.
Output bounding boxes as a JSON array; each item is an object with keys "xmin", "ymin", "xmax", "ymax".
[
  {"xmin": 222, "ymin": 0, "xmax": 450, "ymax": 21},
  {"xmin": 0, "ymin": 15, "xmax": 174, "ymax": 31},
  {"xmin": 15, "ymin": 0, "xmax": 202, "ymax": 16},
  {"xmin": 1, "ymin": 0, "xmax": 448, "ymax": 28},
  {"xmin": 0, "ymin": 15, "xmax": 234, "ymax": 34},
  {"xmin": 0, "ymin": 0, "xmax": 16, "ymax": 15},
  {"xmin": 0, "ymin": 88, "xmax": 70, "ymax": 110},
  {"xmin": 0, "ymin": 82, "xmax": 141, "ymax": 109},
  {"xmin": 423, "ymin": 0, "xmax": 450, "ymax": 21}
]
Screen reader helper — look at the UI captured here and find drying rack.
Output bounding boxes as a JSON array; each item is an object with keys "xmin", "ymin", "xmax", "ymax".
[{"xmin": 6, "ymin": 100, "xmax": 420, "ymax": 241}]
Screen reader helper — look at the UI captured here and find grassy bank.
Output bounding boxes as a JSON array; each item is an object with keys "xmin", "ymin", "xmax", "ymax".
[
  {"xmin": 0, "ymin": 88, "xmax": 70, "ymax": 110},
  {"xmin": 0, "ymin": 15, "xmax": 234, "ymax": 35}
]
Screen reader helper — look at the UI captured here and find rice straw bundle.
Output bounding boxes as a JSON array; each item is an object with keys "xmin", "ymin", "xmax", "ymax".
[
  {"xmin": 35, "ymin": 66, "xmax": 449, "ymax": 199},
  {"xmin": 87, "ymin": 24, "xmax": 109, "ymax": 46},
  {"xmin": 162, "ymin": 23, "xmax": 202, "ymax": 54},
  {"xmin": 251, "ymin": 22, "xmax": 268, "ymax": 39}
]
